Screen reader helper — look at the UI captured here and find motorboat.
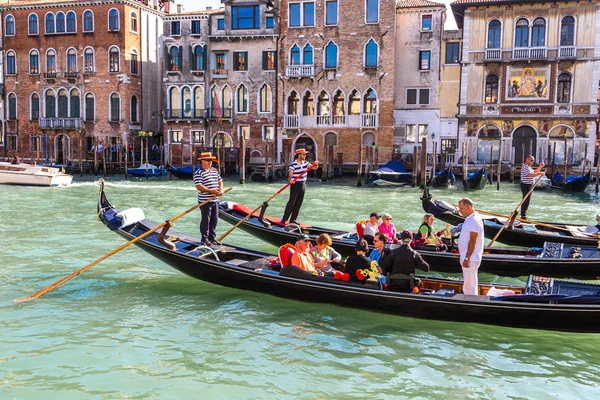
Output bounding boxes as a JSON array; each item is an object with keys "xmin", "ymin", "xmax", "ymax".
[{"xmin": 0, "ymin": 161, "xmax": 72, "ymax": 186}]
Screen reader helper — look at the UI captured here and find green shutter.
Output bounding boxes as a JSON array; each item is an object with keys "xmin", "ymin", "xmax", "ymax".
[
  {"xmin": 202, "ymin": 46, "xmax": 207, "ymax": 70},
  {"xmin": 262, "ymin": 51, "xmax": 266, "ymax": 70},
  {"xmin": 189, "ymin": 45, "xmax": 194, "ymax": 70},
  {"xmin": 233, "ymin": 53, "xmax": 239, "ymax": 71},
  {"xmin": 46, "ymin": 96, "xmax": 55, "ymax": 118},
  {"xmin": 70, "ymin": 96, "xmax": 80, "ymax": 118},
  {"xmin": 165, "ymin": 45, "xmax": 170, "ymax": 70},
  {"xmin": 58, "ymin": 96, "xmax": 68, "ymax": 118},
  {"xmin": 178, "ymin": 45, "xmax": 183, "ymax": 71}
]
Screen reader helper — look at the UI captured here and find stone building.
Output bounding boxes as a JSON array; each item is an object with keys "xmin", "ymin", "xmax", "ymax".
[
  {"xmin": 0, "ymin": 0, "xmax": 164, "ymax": 165},
  {"xmin": 439, "ymin": 28, "xmax": 462, "ymax": 164},
  {"xmin": 279, "ymin": 0, "xmax": 396, "ymax": 170},
  {"xmin": 452, "ymin": 0, "xmax": 599, "ymax": 167}
]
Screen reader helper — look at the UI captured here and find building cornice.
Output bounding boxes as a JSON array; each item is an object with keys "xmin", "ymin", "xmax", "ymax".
[{"xmin": 0, "ymin": 0, "xmax": 164, "ymax": 17}]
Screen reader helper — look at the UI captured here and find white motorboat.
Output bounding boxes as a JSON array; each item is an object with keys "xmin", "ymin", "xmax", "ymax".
[{"xmin": 0, "ymin": 162, "xmax": 73, "ymax": 186}]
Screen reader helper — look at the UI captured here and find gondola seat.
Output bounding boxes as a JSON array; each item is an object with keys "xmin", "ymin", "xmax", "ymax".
[
  {"xmin": 356, "ymin": 220, "xmax": 366, "ymax": 237},
  {"xmin": 278, "ymin": 243, "xmax": 297, "ymax": 267}
]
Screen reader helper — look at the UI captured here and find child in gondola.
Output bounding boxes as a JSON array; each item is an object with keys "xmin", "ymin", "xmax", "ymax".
[{"xmin": 310, "ymin": 233, "xmax": 343, "ymax": 277}]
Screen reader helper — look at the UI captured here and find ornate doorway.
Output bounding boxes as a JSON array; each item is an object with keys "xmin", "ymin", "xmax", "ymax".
[{"xmin": 512, "ymin": 126, "xmax": 537, "ymax": 163}]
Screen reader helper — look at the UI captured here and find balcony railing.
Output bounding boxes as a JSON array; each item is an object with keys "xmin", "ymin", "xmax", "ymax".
[
  {"xmin": 530, "ymin": 47, "xmax": 547, "ymax": 58},
  {"xmin": 361, "ymin": 113, "xmax": 378, "ymax": 128},
  {"xmin": 485, "ymin": 49, "xmax": 502, "ymax": 61},
  {"xmin": 165, "ymin": 109, "xmax": 205, "ymax": 120},
  {"xmin": 39, "ymin": 117, "xmax": 82, "ymax": 130},
  {"xmin": 64, "ymin": 71, "xmax": 79, "ymax": 79},
  {"xmin": 559, "ymin": 46, "xmax": 576, "ymax": 58},
  {"xmin": 284, "ymin": 114, "xmax": 299, "ymax": 128},
  {"xmin": 44, "ymin": 72, "xmax": 58, "ymax": 80},
  {"xmin": 212, "ymin": 69, "xmax": 227, "ymax": 78},
  {"xmin": 317, "ymin": 115, "xmax": 331, "ymax": 126},
  {"xmin": 333, "ymin": 115, "xmax": 346, "ymax": 125},
  {"xmin": 286, "ymin": 65, "xmax": 315, "ymax": 78},
  {"xmin": 513, "ymin": 47, "xmax": 546, "ymax": 60},
  {"xmin": 206, "ymin": 108, "xmax": 232, "ymax": 119}
]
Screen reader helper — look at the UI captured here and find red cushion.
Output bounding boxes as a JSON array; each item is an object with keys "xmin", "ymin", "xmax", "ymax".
[
  {"xmin": 232, "ymin": 203, "xmax": 311, "ymax": 228},
  {"xmin": 278, "ymin": 243, "xmax": 297, "ymax": 267},
  {"xmin": 356, "ymin": 220, "xmax": 366, "ymax": 237}
]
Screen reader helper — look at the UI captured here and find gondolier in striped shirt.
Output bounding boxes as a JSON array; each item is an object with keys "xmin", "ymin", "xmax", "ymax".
[
  {"xmin": 194, "ymin": 152, "xmax": 223, "ymax": 246},
  {"xmin": 520, "ymin": 155, "xmax": 545, "ymax": 220},
  {"xmin": 281, "ymin": 148, "xmax": 319, "ymax": 225}
]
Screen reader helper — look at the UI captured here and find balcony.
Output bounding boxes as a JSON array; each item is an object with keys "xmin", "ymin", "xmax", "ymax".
[
  {"xmin": 485, "ymin": 49, "xmax": 502, "ymax": 61},
  {"xmin": 317, "ymin": 115, "xmax": 331, "ymax": 126},
  {"xmin": 206, "ymin": 108, "xmax": 232, "ymax": 120},
  {"xmin": 64, "ymin": 71, "xmax": 79, "ymax": 79},
  {"xmin": 559, "ymin": 46, "xmax": 576, "ymax": 59},
  {"xmin": 333, "ymin": 115, "xmax": 346, "ymax": 125},
  {"xmin": 284, "ymin": 114, "xmax": 299, "ymax": 128},
  {"xmin": 512, "ymin": 47, "xmax": 546, "ymax": 60},
  {"xmin": 44, "ymin": 72, "xmax": 58, "ymax": 81},
  {"xmin": 165, "ymin": 109, "xmax": 205, "ymax": 120},
  {"xmin": 361, "ymin": 114, "xmax": 378, "ymax": 128},
  {"xmin": 285, "ymin": 65, "xmax": 315, "ymax": 78},
  {"xmin": 39, "ymin": 117, "xmax": 82, "ymax": 130}
]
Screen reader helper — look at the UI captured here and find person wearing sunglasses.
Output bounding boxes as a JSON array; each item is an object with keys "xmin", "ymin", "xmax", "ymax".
[
  {"xmin": 369, "ymin": 232, "xmax": 389, "ymax": 264},
  {"xmin": 378, "ymin": 213, "xmax": 398, "ymax": 244}
]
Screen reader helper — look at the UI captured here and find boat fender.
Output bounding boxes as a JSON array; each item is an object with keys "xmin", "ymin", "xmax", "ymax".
[
  {"xmin": 116, "ymin": 208, "xmax": 146, "ymax": 228},
  {"xmin": 437, "ymin": 200, "xmax": 457, "ymax": 213}
]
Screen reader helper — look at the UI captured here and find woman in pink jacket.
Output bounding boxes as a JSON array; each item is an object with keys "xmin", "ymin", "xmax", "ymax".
[{"xmin": 378, "ymin": 213, "xmax": 398, "ymax": 244}]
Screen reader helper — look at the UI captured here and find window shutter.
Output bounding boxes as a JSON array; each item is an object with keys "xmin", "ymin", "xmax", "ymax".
[
  {"xmin": 202, "ymin": 46, "xmax": 207, "ymax": 70},
  {"xmin": 165, "ymin": 45, "xmax": 170, "ymax": 70},
  {"xmin": 178, "ymin": 45, "xmax": 183, "ymax": 71},
  {"xmin": 189, "ymin": 45, "xmax": 194, "ymax": 70},
  {"xmin": 262, "ymin": 51, "xmax": 266, "ymax": 70},
  {"xmin": 224, "ymin": 52, "xmax": 229, "ymax": 70},
  {"xmin": 273, "ymin": 51, "xmax": 277, "ymax": 70},
  {"xmin": 210, "ymin": 51, "xmax": 215, "ymax": 70},
  {"xmin": 233, "ymin": 53, "xmax": 239, "ymax": 71},
  {"xmin": 70, "ymin": 96, "xmax": 80, "ymax": 118}
]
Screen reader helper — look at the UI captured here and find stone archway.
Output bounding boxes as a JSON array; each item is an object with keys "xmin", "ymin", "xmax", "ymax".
[
  {"xmin": 55, "ymin": 133, "xmax": 70, "ymax": 165},
  {"xmin": 294, "ymin": 134, "xmax": 317, "ymax": 161},
  {"xmin": 512, "ymin": 125, "xmax": 537, "ymax": 163}
]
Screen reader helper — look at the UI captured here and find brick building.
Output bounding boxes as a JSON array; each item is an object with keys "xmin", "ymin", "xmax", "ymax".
[
  {"xmin": 0, "ymin": 0, "xmax": 164, "ymax": 166},
  {"xmin": 279, "ymin": 0, "xmax": 396, "ymax": 172}
]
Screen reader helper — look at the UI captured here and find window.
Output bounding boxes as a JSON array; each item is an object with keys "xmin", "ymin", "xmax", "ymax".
[
  {"xmin": 515, "ymin": 18, "xmax": 529, "ymax": 47},
  {"xmin": 317, "ymin": 91, "xmax": 330, "ymax": 117},
  {"xmin": 304, "ymin": 3, "xmax": 315, "ymax": 26},
  {"xmin": 217, "ymin": 19, "xmax": 224, "ymax": 30},
  {"xmin": 169, "ymin": 87, "xmax": 180, "ymax": 116},
  {"xmin": 302, "ymin": 91, "xmax": 314, "ymax": 115},
  {"xmin": 85, "ymin": 93, "xmax": 95, "ymax": 121},
  {"xmin": 110, "ymin": 93, "xmax": 120, "ymax": 122},
  {"xmin": 182, "ymin": 87, "xmax": 192, "ymax": 117},
  {"xmin": 31, "ymin": 136, "xmax": 42, "ymax": 152},
  {"xmin": 6, "ymin": 15, "xmax": 15, "ymax": 36},
  {"xmin": 84, "ymin": 48, "xmax": 95, "ymax": 73},
  {"xmin": 232, "ymin": 5, "xmax": 260, "ymax": 29},
  {"xmin": 406, "ymin": 124, "xmax": 428, "ymax": 143},
  {"xmin": 260, "ymin": 84, "xmax": 272, "ymax": 112},
  {"xmin": 70, "ymin": 89, "xmax": 80, "ymax": 118},
  {"xmin": 419, "ymin": 50, "xmax": 430, "ymax": 70},
  {"xmin": 56, "ymin": 12, "xmax": 65, "ymax": 33},
  {"xmin": 109, "ymin": 47, "xmax": 120, "ymax": 72},
  {"xmin": 445, "ymin": 42, "xmax": 460, "ymax": 64},
  {"xmin": 365, "ymin": 0, "xmax": 379, "ymax": 24},
  {"xmin": 557, "ymin": 73, "xmax": 571, "ymax": 103},
  {"xmin": 67, "ymin": 48, "xmax": 77, "ymax": 72},
  {"xmin": 422, "ymin": 15, "xmax": 432, "ymax": 31},
  {"xmin": 45, "ymin": 90, "xmax": 56, "ymax": 118},
  {"xmin": 325, "ymin": 41, "xmax": 338, "ymax": 69},
  {"xmin": 406, "ymin": 88, "xmax": 430, "ymax": 105},
  {"xmin": 29, "ymin": 14, "xmax": 39, "ymax": 35},
  {"xmin": 193, "ymin": 45, "xmax": 205, "ymax": 70},
  {"xmin": 6, "ymin": 51, "xmax": 16, "ymax": 75},
  {"xmin": 289, "ymin": 2, "xmax": 315, "ymax": 27},
  {"xmin": 192, "ymin": 130, "xmax": 206, "ymax": 144},
  {"xmin": 560, "ymin": 16, "xmax": 575, "ymax": 46},
  {"xmin": 288, "ymin": 91, "xmax": 299, "ymax": 115},
  {"xmin": 45, "ymin": 13, "xmax": 55, "ymax": 34},
  {"xmin": 131, "ymin": 12, "xmax": 138, "ymax": 33},
  {"xmin": 485, "ymin": 75, "xmax": 499, "ymax": 104},
  {"xmin": 213, "ymin": 52, "xmax": 227, "ymax": 75},
  {"xmin": 131, "ymin": 49, "xmax": 138, "ymax": 75},
  {"xmin": 349, "ymin": 90, "xmax": 360, "ymax": 114},
  {"xmin": 46, "ymin": 49, "xmax": 56, "ymax": 72},
  {"xmin": 363, "ymin": 89, "xmax": 377, "ymax": 114},
  {"xmin": 66, "ymin": 11, "xmax": 76, "ymax": 32},
  {"xmin": 192, "ymin": 20, "xmax": 201, "ymax": 35},
  {"xmin": 290, "ymin": 45, "xmax": 301, "ymax": 65},
  {"xmin": 487, "ymin": 20, "xmax": 501, "ymax": 48},
  {"xmin": 31, "ymin": 94, "xmax": 40, "ymax": 120},
  {"xmin": 58, "ymin": 89, "xmax": 68, "ymax": 118},
  {"xmin": 326, "ymin": 0, "xmax": 338, "ymax": 26},
  {"xmin": 333, "ymin": 90, "xmax": 345, "ymax": 119},
  {"xmin": 365, "ymin": 39, "xmax": 378, "ymax": 67},
  {"xmin": 233, "ymin": 52, "xmax": 248, "ymax": 71},
  {"xmin": 170, "ymin": 131, "xmax": 182, "ymax": 144},
  {"xmin": 238, "ymin": 126, "xmax": 250, "ymax": 141},
  {"xmin": 171, "ymin": 21, "xmax": 181, "ymax": 35},
  {"xmin": 531, "ymin": 18, "xmax": 546, "ymax": 47},
  {"xmin": 6, "ymin": 134, "xmax": 16, "ymax": 151},
  {"xmin": 8, "ymin": 94, "xmax": 17, "ymax": 120},
  {"xmin": 131, "ymin": 95, "xmax": 139, "ymax": 123},
  {"xmin": 289, "ymin": 4, "xmax": 301, "ymax": 27},
  {"xmin": 263, "ymin": 51, "xmax": 276, "ymax": 70},
  {"xmin": 222, "ymin": 86, "xmax": 232, "ymax": 113},
  {"xmin": 477, "ymin": 127, "xmax": 501, "ymax": 162},
  {"xmin": 303, "ymin": 44, "xmax": 313, "ymax": 65},
  {"xmin": 237, "ymin": 84, "xmax": 248, "ymax": 113},
  {"xmin": 108, "ymin": 9, "xmax": 119, "ymax": 31},
  {"xmin": 83, "ymin": 10, "xmax": 94, "ymax": 32},
  {"xmin": 194, "ymin": 87, "xmax": 204, "ymax": 112},
  {"xmin": 263, "ymin": 126, "xmax": 274, "ymax": 141},
  {"xmin": 266, "ymin": 16, "xmax": 274, "ymax": 29}
]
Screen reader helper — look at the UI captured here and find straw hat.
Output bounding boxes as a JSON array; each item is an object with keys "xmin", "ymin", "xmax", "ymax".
[
  {"xmin": 197, "ymin": 152, "xmax": 218, "ymax": 163},
  {"xmin": 294, "ymin": 148, "xmax": 308, "ymax": 155}
]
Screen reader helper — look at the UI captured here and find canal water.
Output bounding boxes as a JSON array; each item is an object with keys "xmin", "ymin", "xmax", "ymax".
[{"xmin": 1, "ymin": 177, "xmax": 600, "ymax": 398}]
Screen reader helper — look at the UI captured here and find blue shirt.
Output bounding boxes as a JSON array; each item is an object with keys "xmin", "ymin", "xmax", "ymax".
[{"xmin": 369, "ymin": 249, "xmax": 384, "ymax": 264}]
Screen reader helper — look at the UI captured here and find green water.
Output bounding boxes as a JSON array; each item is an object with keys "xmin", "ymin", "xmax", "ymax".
[{"xmin": 1, "ymin": 177, "xmax": 600, "ymax": 399}]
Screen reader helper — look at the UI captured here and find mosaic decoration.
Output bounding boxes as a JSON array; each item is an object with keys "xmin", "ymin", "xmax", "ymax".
[{"xmin": 505, "ymin": 66, "xmax": 550, "ymax": 100}]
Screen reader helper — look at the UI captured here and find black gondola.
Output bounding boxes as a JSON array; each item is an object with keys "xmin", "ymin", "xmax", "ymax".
[
  {"xmin": 421, "ymin": 188, "xmax": 599, "ymax": 247},
  {"xmin": 368, "ymin": 161, "xmax": 413, "ymax": 184},
  {"xmin": 464, "ymin": 168, "xmax": 488, "ymax": 190},
  {"xmin": 552, "ymin": 171, "xmax": 591, "ymax": 193},
  {"xmin": 429, "ymin": 168, "xmax": 456, "ymax": 188},
  {"xmin": 218, "ymin": 201, "xmax": 600, "ymax": 279},
  {"xmin": 97, "ymin": 182, "xmax": 600, "ymax": 332},
  {"xmin": 167, "ymin": 165, "xmax": 199, "ymax": 179}
]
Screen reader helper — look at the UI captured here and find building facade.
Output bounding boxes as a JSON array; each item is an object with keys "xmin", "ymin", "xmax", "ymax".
[{"xmin": 452, "ymin": 0, "xmax": 599, "ymax": 167}]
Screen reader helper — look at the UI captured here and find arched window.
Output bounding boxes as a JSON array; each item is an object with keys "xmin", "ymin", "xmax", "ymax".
[
  {"xmin": 477, "ymin": 126, "xmax": 501, "ymax": 162},
  {"xmin": 531, "ymin": 18, "xmax": 546, "ymax": 47},
  {"xmin": 288, "ymin": 91, "xmax": 299, "ymax": 115},
  {"xmin": 560, "ymin": 16, "xmax": 575, "ymax": 46},
  {"xmin": 6, "ymin": 51, "xmax": 16, "ymax": 75},
  {"xmin": 58, "ymin": 89, "xmax": 68, "ymax": 118},
  {"xmin": 109, "ymin": 46, "xmax": 120, "ymax": 72},
  {"xmin": 66, "ymin": 48, "xmax": 77, "ymax": 72},
  {"xmin": 66, "ymin": 11, "xmax": 76, "ymax": 32},
  {"xmin": 325, "ymin": 132, "xmax": 338, "ymax": 146},
  {"xmin": 487, "ymin": 20, "xmax": 501, "ymax": 48},
  {"xmin": 56, "ymin": 12, "xmax": 66, "ymax": 33},
  {"xmin": 260, "ymin": 84, "xmax": 271, "ymax": 113},
  {"xmin": 169, "ymin": 46, "xmax": 180, "ymax": 71},
  {"xmin": 363, "ymin": 89, "xmax": 377, "ymax": 114},
  {"xmin": 193, "ymin": 45, "xmax": 205, "ymax": 70},
  {"xmin": 83, "ymin": 10, "xmax": 94, "ymax": 32},
  {"xmin": 290, "ymin": 44, "xmax": 301, "ymax": 65},
  {"xmin": 108, "ymin": 9, "xmax": 120, "ymax": 31},
  {"xmin": 31, "ymin": 93, "xmax": 40, "ymax": 120},
  {"xmin": 485, "ymin": 75, "xmax": 499, "ymax": 104},
  {"xmin": 45, "ymin": 13, "xmax": 55, "ymax": 34},
  {"xmin": 303, "ymin": 44, "xmax": 313, "ymax": 65},
  {"xmin": 84, "ymin": 47, "xmax": 94, "ymax": 73},
  {"xmin": 210, "ymin": 86, "xmax": 219, "ymax": 112},
  {"xmin": 70, "ymin": 89, "xmax": 80, "ymax": 118},
  {"xmin": 130, "ymin": 12, "xmax": 138, "ymax": 33},
  {"xmin": 302, "ymin": 91, "xmax": 314, "ymax": 116},
  {"xmin": 29, "ymin": 14, "xmax": 38, "ymax": 35},
  {"xmin": 130, "ymin": 49, "xmax": 138, "ymax": 75},
  {"xmin": 333, "ymin": 90, "xmax": 345, "ymax": 123},
  {"xmin": 556, "ymin": 73, "xmax": 571, "ymax": 103},
  {"xmin": 365, "ymin": 39, "xmax": 378, "ymax": 67},
  {"xmin": 549, "ymin": 126, "xmax": 574, "ymax": 164},
  {"xmin": 110, "ymin": 93, "xmax": 120, "ymax": 121},
  {"xmin": 169, "ymin": 87, "xmax": 180, "ymax": 117},
  {"xmin": 5, "ymin": 15, "xmax": 15, "ymax": 36},
  {"xmin": 222, "ymin": 86, "xmax": 232, "ymax": 115},
  {"xmin": 317, "ymin": 91, "xmax": 330, "ymax": 118},
  {"xmin": 515, "ymin": 18, "xmax": 529, "ymax": 48},
  {"xmin": 131, "ymin": 95, "xmax": 139, "ymax": 123},
  {"xmin": 29, "ymin": 50, "xmax": 39, "ymax": 74},
  {"xmin": 85, "ymin": 93, "xmax": 95, "ymax": 121},
  {"xmin": 182, "ymin": 87, "xmax": 192, "ymax": 117},
  {"xmin": 46, "ymin": 49, "xmax": 56, "ymax": 72},
  {"xmin": 349, "ymin": 89, "xmax": 360, "ymax": 115},
  {"xmin": 45, "ymin": 89, "xmax": 56, "ymax": 118},
  {"xmin": 237, "ymin": 84, "xmax": 248, "ymax": 113},
  {"xmin": 8, "ymin": 93, "xmax": 17, "ymax": 120},
  {"xmin": 194, "ymin": 87, "xmax": 204, "ymax": 113},
  {"xmin": 325, "ymin": 41, "xmax": 338, "ymax": 69}
]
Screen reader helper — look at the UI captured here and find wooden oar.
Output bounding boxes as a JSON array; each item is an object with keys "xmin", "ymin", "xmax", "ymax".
[
  {"xmin": 486, "ymin": 177, "xmax": 542, "ymax": 248},
  {"xmin": 217, "ymin": 164, "xmax": 317, "ymax": 242},
  {"xmin": 15, "ymin": 187, "xmax": 233, "ymax": 303}
]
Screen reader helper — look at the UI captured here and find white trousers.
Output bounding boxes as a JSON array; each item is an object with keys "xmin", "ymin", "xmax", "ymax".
[{"xmin": 461, "ymin": 260, "xmax": 481, "ymax": 295}]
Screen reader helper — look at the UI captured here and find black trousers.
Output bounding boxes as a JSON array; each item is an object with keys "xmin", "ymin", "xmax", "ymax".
[
  {"xmin": 200, "ymin": 201, "xmax": 219, "ymax": 243},
  {"xmin": 520, "ymin": 183, "xmax": 533, "ymax": 217},
  {"xmin": 282, "ymin": 181, "xmax": 306, "ymax": 223}
]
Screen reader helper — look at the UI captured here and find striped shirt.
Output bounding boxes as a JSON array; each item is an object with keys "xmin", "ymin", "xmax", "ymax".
[
  {"xmin": 193, "ymin": 167, "xmax": 222, "ymax": 203},
  {"xmin": 521, "ymin": 164, "xmax": 535, "ymax": 184},
  {"xmin": 289, "ymin": 160, "xmax": 310, "ymax": 183}
]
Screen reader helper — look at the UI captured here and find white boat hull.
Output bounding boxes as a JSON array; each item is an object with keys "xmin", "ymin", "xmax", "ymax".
[{"xmin": 0, "ymin": 162, "xmax": 73, "ymax": 186}]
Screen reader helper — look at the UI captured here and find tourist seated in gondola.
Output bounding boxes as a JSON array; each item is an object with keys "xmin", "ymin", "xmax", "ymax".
[
  {"xmin": 378, "ymin": 213, "xmax": 399, "ymax": 244},
  {"xmin": 345, "ymin": 238, "xmax": 372, "ymax": 282},
  {"xmin": 414, "ymin": 213, "xmax": 448, "ymax": 251},
  {"xmin": 369, "ymin": 232, "xmax": 389, "ymax": 264},
  {"xmin": 291, "ymin": 234, "xmax": 316, "ymax": 273},
  {"xmin": 363, "ymin": 212, "xmax": 380, "ymax": 239},
  {"xmin": 310, "ymin": 233, "xmax": 343, "ymax": 277},
  {"xmin": 379, "ymin": 230, "xmax": 430, "ymax": 292}
]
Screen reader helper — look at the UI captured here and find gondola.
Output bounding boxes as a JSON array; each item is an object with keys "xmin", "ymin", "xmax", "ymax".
[
  {"xmin": 167, "ymin": 165, "xmax": 200, "ymax": 179},
  {"xmin": 97, "ymin": 182, "xmax": 600, "ymax": 332},
  {"xmin": 128, "ymin": 163, "xmax": 167, "ymax": 177},
  {"xmin": 218, "ymin": 201, "xmax": 600, "ymax": 279},
  {"xmin": 464, "ymin": 168, "xmax": 488, "ymax": 190},
  {"xmin": 368, "ymin": 161, "xmax": 413, "ymax": 184},
  {"xmin": 552, "ymin": 171, "xmax": 591, "ymax": 193},
  {"xmin": 429, "ymin": 168, "xmax": 456, "ymax": 188},
  {"xmin": 422, "ymin": 188, "xmax": 599, "ymax": 247}
]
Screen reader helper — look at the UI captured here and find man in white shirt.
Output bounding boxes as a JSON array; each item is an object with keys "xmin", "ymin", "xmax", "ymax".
[
  {"xmin": 363, "ymin": 212, "xmax": 380, "ymax": 238},
  {"xmin": 457, "ymin": 198, "xmax": 484, "ymax": 295}
]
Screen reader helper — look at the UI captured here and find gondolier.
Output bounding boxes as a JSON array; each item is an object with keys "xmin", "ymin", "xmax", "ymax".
[
  {"xmin": 194, "ymin": 152, "xmax": 223, "ymax": 246},
  {"xmin": 281, "ymin": 149, "xmax": 319, "ymax": 224},
  {"xmin": 520, "ymin": 155, "xmax": 545, "ymax": 220}
]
